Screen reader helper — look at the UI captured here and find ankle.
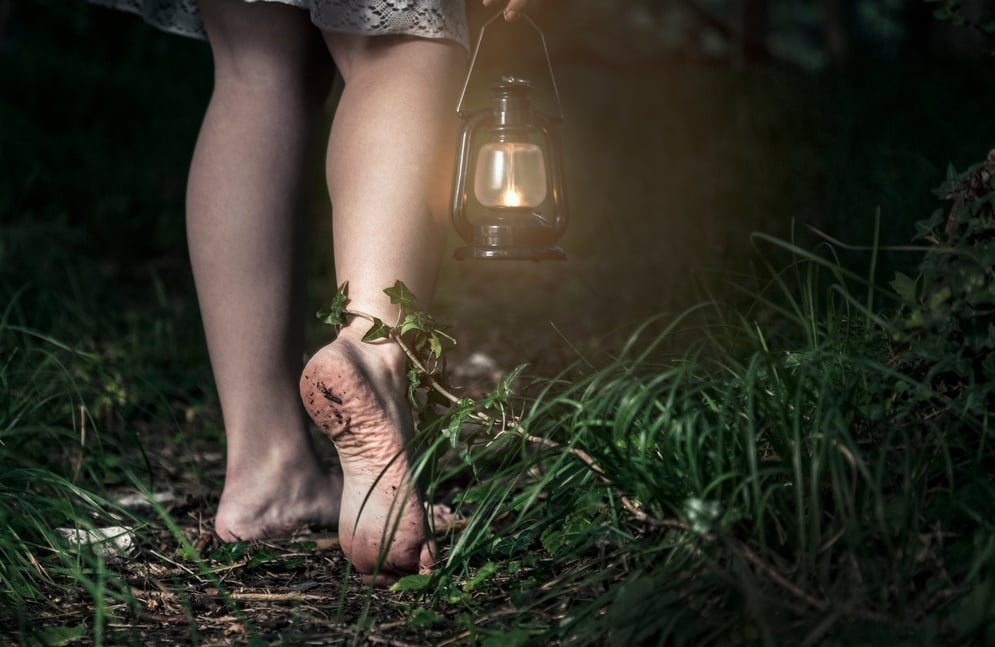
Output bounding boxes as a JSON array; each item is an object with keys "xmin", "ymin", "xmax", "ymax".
[
  {"xmin": 335, "ymin": 322, "xmax": 409, "ymax": 374},
  {"xmin": 224, "ymin": 435, "xmax": 322, "ymax": 480}
]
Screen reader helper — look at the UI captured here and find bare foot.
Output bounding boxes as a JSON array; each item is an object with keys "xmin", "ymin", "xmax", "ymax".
[
  {"xmin": 214, "ymin": 448, "xmax": 343, "ymax": 542},
  {"xmin": 299, "ymin": 325, "xmax": 433, "ymax": 585}
]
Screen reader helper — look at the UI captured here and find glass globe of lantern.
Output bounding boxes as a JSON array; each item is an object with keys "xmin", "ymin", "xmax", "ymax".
[{"xmin": 473, "ymin": 140, "xmax": 548, "ymax": 209}]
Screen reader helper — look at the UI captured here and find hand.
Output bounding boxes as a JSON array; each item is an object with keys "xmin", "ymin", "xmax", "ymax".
[{"xmin": 481, "ymin": 0, "xmax": 530, "ymax": 22}]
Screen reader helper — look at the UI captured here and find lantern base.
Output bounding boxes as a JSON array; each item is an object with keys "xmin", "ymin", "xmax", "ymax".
[
  {"xmin": 454, "ymin": 244, "xmax": 566, "ymax": 261},
  {"xmin": 452, "ymin": 220, "xmax": 566, "ymax": 261}
]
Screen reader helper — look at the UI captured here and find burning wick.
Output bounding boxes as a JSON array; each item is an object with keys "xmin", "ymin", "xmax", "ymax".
[{"xmin": 502, "ymin": 187, "xmax": 524, "ymax": 207}]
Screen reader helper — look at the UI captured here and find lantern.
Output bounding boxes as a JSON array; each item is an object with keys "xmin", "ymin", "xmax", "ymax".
[{"xmin": 451, "ymin": 13, "xmax": 568, "ymax": 261}]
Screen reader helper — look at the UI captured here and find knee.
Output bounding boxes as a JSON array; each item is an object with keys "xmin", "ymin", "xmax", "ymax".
[
  {"xmin": 199, "ymin": 0, "xmax": 334, "ymax": 101},
  {"xmin": 210, "ymin": 60, "xmax": 334, "ymax": 108},
  {"xmin": 324, "ymin": 33, "xmax": 464, "ymax": 85}
]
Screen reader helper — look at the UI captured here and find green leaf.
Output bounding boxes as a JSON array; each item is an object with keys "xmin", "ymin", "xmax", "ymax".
[
  {"xmin": 289, "ymin": 540, "xmax": 317, "ymax": 551},
  {"xmin": 444, "ymin": 415, "xmax": 464, "ymax": 448},
  {"xmin": 428, "ymin": 334, "xmax": 443, "ymax": 359},
  {"xmin": 464, "ymin": 561, "xmax": 499, "ymax": 591},
  {"xmin": 444, "ymin": 398, "xmax": 477, "ymax": 448},
  {"xmin": 455, "ymin": 483, "xmax": 510, "ymax": 504},
  {"xmin": 384, "ymin": 280, "xmax": 417, "ymax": 309},
  {"xmin": 400, "ymin": 311, "xmax": 433, "ymax": 336},
  {"xmin": 246, "ymin": 547, "xmax": 279, "ymax": 568},
  {"xmin": 890, "ymin": 272, "xmax": 919, "ymax": 304},
  {"xmin": 362, "ymin": 318, "xmax": 391, "ymax": 342},
  {"xmin": 31, "ymin": 625, "xmax": 87, "ymax": 647},
  {"xmin": 209, "ymin": 541, "xmax": 248, "ymax": 563},
  {"xmin": 316, "ymin": 282, "xmax": 350, "ymax": 326},
  {"xmin": 391, "ymin": 573, "xmax": 434, "ymax": 592},
  {"xmin": 540, "ymin": 513, "xmax": 594, "ymax": 557},
  {"xmin": 914, "ymin": 209, "xmax": 944, "ymax": 239},
  {"xmin": 408, "ymin": 607, "xmax": 441, "ymax": 627},
  {"xmin": 407, "ymin": 368, "xmax": 422, "ymax": 407},
  {"xmin": 482, "ymin": 630, "xmax": 531, "ymax": 647},
  {"xmin": 682, "ymin": 497, "xmax": 723, "ymax": 535},
  {"xmin": 494, "ymin": 364, "xmax": 528, "ymax": 402},
  {"xmin": 928, "ymin": 286, "xmax": 952, "ymax": 311}
]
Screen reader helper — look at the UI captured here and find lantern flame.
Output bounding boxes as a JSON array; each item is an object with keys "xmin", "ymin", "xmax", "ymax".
[{"xmin": 502, "ymin": 187, "xmax": 524, "ymax": 207}]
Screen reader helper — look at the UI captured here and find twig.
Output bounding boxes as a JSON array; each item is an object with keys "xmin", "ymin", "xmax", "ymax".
[
  {"xmin": 806, "ymin": 225, "xmax": 935, "ymax": 253},
  {"xmin": 343, "ymin": 307, "xmax": 687, "ymax": 533},
  {"xmin": 364, "ymin": 635, "xmax": 427, "ymax": 647},
  {"xmin": 344, "ymin": 308, "xmax": 466, "ymax": 408},
  {"xmin": 146, "ymin": 548, "xmax": 201, "ymax": 579},
  {"xmin": 229, "ymin": 592, "xmax": 328, "ymax": 602},
  {"xmin": 806, "ymin": 224, "xmax": 987, "ymax": 267},
  {"xmin": 28, "ymin": 550, "xmax": 50, "ymax": 580},
  {"xmin": 731, "ymin": 541, "xmax": 829, "ymax": 612},
  {"xmin": 72, "ymin": 404, "xmax": 87, "ymax": 483}
]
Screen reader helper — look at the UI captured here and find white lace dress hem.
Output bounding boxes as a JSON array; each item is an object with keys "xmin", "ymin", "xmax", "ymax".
[{"xmin": 88, "ymin": 0, "xmax": 469, "ymax": 49}]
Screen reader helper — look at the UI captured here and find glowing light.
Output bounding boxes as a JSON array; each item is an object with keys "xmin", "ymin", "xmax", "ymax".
[
  {"xmin": 502, "ymin": 187, "xmax": 524, "ymax": 207},
  {"xmin": 474, "ymin": 142, "xmax": 547, "ymax": 208}
]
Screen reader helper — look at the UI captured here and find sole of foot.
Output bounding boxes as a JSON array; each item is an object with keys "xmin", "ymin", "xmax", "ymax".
[{"xmin": 300, "ymin": 330, "xmax": 434, "ymax": 585}]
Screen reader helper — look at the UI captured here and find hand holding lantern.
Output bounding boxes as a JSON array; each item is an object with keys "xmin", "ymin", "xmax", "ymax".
[{"xmin": 451, "ymin": 12, "xmax": 568, "ymax": 260}]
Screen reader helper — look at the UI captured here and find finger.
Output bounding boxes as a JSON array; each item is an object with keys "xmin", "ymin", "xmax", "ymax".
[{"xmin": 503, "ymin": 0, "xmax": 529, "ymax": 21}]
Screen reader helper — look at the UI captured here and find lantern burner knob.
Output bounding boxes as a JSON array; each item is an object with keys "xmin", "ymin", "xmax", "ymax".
[{"xmin": 498, "ymin": 76, "xmax": 533, "ymax": 87}]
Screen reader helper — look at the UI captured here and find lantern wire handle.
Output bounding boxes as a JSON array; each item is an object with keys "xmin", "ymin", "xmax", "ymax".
[{"xmin": 456, "ymin": 12, "xmax": 564, "ymax": 121}]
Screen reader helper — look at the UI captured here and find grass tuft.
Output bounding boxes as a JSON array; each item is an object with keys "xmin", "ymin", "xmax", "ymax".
[{"xmin": 420, "ymin": 200, "xmax": 995, "ymax": 644}]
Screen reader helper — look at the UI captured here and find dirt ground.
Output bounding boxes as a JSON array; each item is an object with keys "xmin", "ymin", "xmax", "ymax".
[
  {"xmin": 8, "ymin": 30, "xmax": 809, "ymax": 643},
  {"xmin": 13, "ymin": 278, "xmax": 604, "ymax": 645},
  {"xmin": 16, "ymin": 428, "xmax": 482, "ymax": 645}
]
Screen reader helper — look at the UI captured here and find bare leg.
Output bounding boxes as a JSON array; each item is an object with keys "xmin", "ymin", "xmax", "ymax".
[
  {"xmin": 188, "ymin": 0, "xmax": 340, "ymax": 541},
  {"xmin": 300, "ymin": 33, "xmax": 464, "ymax": 584}
]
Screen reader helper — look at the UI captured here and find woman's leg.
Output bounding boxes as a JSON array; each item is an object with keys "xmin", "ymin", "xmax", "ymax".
[
  {"xmin": 300, "ymin": 33, "xmax": 465, "ymax": 584},
  {"xmin": 188, "ymin": 0, "xmax": 339, "ymax": 541}
]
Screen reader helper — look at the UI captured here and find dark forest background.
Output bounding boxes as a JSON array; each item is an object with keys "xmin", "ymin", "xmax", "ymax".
[
  {"xmin": 2, "ymin": 0, "xmax": 995, "ymax": 418},
  {"xmin": 3, "ymin": 0, "xmax": 993, "ymax": 355},
  {"xmin": 2, "ymin": 1, "xmax": 995, "ymax": 645},
  {"xmin": 2, "ymin": 0, "xmax": 995, "ymax": 458}
]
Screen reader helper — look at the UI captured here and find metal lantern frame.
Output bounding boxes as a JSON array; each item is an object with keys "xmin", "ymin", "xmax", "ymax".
[{"xmin": 451, "ymin": 12, "xmax": 569, "ymax": 261}]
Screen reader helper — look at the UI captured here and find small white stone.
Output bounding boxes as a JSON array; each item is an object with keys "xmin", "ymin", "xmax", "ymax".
[
  {"xmin": 56, "ymin": 526, "xmax": 135, "ymax": 561},
  {"xmin": 463, "ymin": 351, "xmax": 499, "ymax": 375},
  {"xmin": 113, "ymin": 490, "xmax": 176, "ymax": 509}
]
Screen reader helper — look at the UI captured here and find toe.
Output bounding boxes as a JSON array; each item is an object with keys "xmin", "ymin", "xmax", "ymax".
[{"xmin": 419, "ymin": 540, "xmax": 438, "ymax": 574}]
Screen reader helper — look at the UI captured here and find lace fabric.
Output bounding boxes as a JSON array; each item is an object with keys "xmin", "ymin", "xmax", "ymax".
[{"xmin": 88, "ymin": 0, "xmax": 469, "ymax": 48}]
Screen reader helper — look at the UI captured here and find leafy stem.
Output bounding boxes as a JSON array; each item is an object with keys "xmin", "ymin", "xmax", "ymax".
[
  {"xmin": 318, "ymin": 281, "xmax": 491, "ymax": 424},
  {"xmin": 315, "ymin": 281, "xmax": 877, "ymax": 617},
  {"xmin": 317, "ymin": 283, "xmax": 683, "ymax": 529}
]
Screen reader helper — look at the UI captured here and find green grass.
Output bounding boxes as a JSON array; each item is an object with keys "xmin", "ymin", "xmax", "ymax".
[
  {"xmin": 4, "ymin": 1, "xmax": 995, "ymax": 644},
  {"xmin": 411, "ymin": 215, "xmax": 995, "ymax": 645}
]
